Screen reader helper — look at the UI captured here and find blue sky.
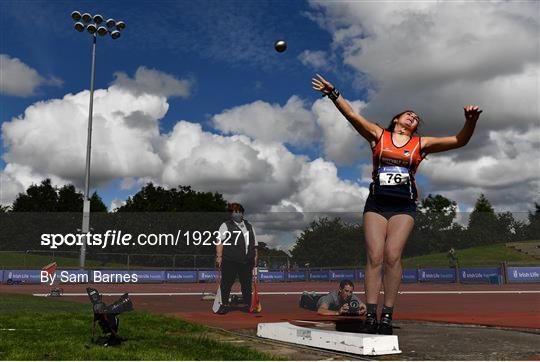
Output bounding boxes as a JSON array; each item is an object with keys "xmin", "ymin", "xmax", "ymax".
[
  {"xmin": 1, "ymin": 1, "xmax": 539, "ymax": 247},
  {"xmin": 1, "ymin": 1, "xmax": 366, "ymax": 206}
]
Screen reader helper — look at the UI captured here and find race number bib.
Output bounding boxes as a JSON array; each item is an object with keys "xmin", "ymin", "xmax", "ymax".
[{"xmin": 378, "ymin": 166, "xmax": 410, "ymax": 186}]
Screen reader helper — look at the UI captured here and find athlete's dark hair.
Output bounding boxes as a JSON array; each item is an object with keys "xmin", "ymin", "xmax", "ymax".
[
  {"xmin": 339, "ymin": 280, "xmax": 354, "ymax": 290},
  {"xmin": 227, "ymin": 202, "xmax": 244, "ymax": 213},
  {"xmin": 387, "ymin": 110, "xmax": 423, "ymax": 134}
]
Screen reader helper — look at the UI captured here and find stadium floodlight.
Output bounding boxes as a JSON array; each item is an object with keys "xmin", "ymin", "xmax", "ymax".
[
  {"xmin": 87, "ymin": 23, "xmax": 97, "ymax": 34},
  {"xmin": 93, "ymin": 14, "xmax": 103, "ymax": 24},
  {"xmin": 71, "ymin": 11, "xmax": 125, "ymax": 268},
  {"xmin": 71, "ymin": 11, "xmax": 82, "ymax": 21},
  {"xmin": 74, "ymin": 22, "xmax": 85, "ymax": 32},
  {"xmin": 81, "ymin": 13, "xmax": 92, "ymax": 23},
  {"xmin": 110, "ymin": 30, "xmax": 121, "ymax": 39},
  {"xmin": 115, "ymin": 21, "xmax": 126, "ymax": 30},
  {"xmin": 97, "ymin": 26, "xmax": 108, "ymax": 36}
]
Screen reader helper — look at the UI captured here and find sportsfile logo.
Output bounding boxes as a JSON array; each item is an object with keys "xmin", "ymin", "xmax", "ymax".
[{"xmin": 40, "ymin": 229, "xmax": 247, "ymax": 249}]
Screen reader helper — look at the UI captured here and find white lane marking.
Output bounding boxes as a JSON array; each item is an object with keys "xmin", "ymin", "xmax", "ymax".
[{"xmin": 32, "ymin": 290, "xmax": 540, "ymax": 297}]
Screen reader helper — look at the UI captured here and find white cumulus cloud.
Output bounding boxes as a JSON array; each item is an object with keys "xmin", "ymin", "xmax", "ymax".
[
  {"xmin": 307, "ymin": 1, "xmax": 540, "ymax": 211},
  {"xmin": 1, "ymin": 73, "xmax": 367, "ymax": 215},
  {"xmin": 212, "ymin": 96, "xmax": 319, "ymax": 145},
  {"xmin": 421, "ymin": 127, "xmax": 540, "ymax": 212},
  {"xmin": 2, "ymin": 84, "xmax": 168, "ymax": 195},
  {"xmin": 311, "ymin": 97, "xmax": 368, "ymax": 165},
  {"xmin": 112, "ymin": 66, "xmax": 193, "ymax": 98},
  {"xmin": 298, "ymin": 50, "xmax": 330, "ymax": 70},
  {"xmin": 0, "ymin": 54, "xmax": 63, "ymax": 97}
]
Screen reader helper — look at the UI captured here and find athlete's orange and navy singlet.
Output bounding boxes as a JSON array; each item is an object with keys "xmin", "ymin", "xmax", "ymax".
[{"xmin": 370, "ymin": 129, "xmax": 424, "ymax": 201}]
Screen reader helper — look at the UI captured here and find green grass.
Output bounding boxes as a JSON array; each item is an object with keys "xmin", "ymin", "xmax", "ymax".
[
  {"xmin": 0, "ymin": 294, "xmax": 277, "ymax": 360},
  {"xmin": 4, "ymin": 240, "xmax": 539, "ymax": 270},
  {"xmin": 0, "ymin": 252, "xmax": 127, "ymax": 269},
  {"xmin": 401, "ymin": 240, "xmax": 540, "ymax": 268}
]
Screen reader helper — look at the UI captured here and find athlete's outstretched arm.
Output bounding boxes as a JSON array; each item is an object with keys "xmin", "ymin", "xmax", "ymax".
[
  {"xmin": 421, "ymin": 105, "xmax": 482, "ymax": 154},
  {"xmin": 312, "ymin": 74, "xmax": 382, "ymax": 144}
]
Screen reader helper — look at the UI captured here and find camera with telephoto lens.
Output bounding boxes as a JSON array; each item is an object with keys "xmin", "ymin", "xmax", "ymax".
[
  {"xmin": 86, "ymin": 288, "xmax": 133, "ymax": 346},
  {"xmin": 345, "ymin": 299, "xmax": 361, "ymax": 315}
]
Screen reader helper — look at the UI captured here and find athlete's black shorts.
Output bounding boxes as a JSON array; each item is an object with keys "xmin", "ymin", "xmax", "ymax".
[{"xmin": 363, "ymin": 194, "xmax": 417, "ymax": 219}]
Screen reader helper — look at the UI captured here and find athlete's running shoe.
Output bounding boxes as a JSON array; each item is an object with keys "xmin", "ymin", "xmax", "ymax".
[
  {"xmin": 364, "ymin": 314, "xmax": 378, "ymax": 334},
  {"xmin": 378, "ymin": 313, "xmax": 393, "ymax": 335}
]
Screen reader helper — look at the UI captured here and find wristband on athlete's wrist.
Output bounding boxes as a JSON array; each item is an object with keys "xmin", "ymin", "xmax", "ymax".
[{"xmin": 325, "ymin": 87, "xmax": 340, "ymax": 101}]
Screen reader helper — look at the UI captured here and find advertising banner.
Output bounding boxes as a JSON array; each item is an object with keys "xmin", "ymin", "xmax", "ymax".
[
  {"xmin": 198, "ymin": 270, "xmax": 220, "ymax": 282},
  {"xmin": 309, "ymin": 270, "xmax": 329, "ymax": 281},
  {"xmin": 2, "ymin": 270, "xmax": 41, "ymax": 284},
  {"xmin": 460, "ymin": 267, "xmax": 501, "ymax": 284},
  {"xmin": 329, "ymin": 269, "xmax": 355, "ymax": 281},
  {"xmin": 418, "ymin": 268, "xmax": 456, "ymax": 283},
  {"xmin": 507, "ymin": 267, "xmax": 540, "ymax": 283},
  {"xmin": 167, "ymin": 271, "xmax": 197, "ymax": 283},
  {"xmin": 259, "ymin": 271, "xmax": 285, "ymax": 282},
  {"xmin": 287, "ymin": 271, "xmax": 306, "ymax": 281},
  {"xmin": 402, "ymin": 269, "xmax": 418, "ymax": 283}
]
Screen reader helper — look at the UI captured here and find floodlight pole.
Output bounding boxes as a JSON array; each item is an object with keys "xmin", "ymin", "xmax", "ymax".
[
  {"xmin": 73, "ymin": 11, "xmax": 125, "ymax": 267},
  {"xmin": 80, "ymin": 33, "xmax": 97, "ymax": 268}
]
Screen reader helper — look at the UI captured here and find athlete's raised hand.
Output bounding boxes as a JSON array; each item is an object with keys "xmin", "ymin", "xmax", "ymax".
[
  {"xmin": 311, "ymin": 74, "xmax": 334, "ymax": 95},
  {"xmin": 464, "ymin": 105, "xmax": 482, "ymax": 122}
]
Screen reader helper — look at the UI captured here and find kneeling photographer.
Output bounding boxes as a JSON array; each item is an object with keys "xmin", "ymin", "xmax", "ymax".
[{"xmin": 316, "ymin": 280, "xmax": 366, "ymax": 316}]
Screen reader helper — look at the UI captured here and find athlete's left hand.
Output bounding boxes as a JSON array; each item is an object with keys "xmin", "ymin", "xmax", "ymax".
[{"xmin": 464, "ymin": 105, "xmax": 482, "ymax": 122}]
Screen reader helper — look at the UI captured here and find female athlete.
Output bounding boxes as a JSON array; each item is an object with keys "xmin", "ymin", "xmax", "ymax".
[{"xmin": 312, "ymin": 74, "xmax": 482, "ymax": 334}]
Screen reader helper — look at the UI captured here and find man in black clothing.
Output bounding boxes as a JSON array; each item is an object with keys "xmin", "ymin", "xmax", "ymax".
[{"xmin": 215, "ymin": 202, "xmax": 258, "ymax": 314}]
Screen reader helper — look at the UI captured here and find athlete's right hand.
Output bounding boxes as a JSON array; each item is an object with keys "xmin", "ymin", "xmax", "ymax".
[
  {"xmin": 464, "ymin": 105, "xmax": 482, "ymax": 122},
  {"xmin": 215, "ymin": 256, "xmax": 222, "ymax": 270},
  {"xmin": 311, "ymin": 74, "xmax": 334, "ymax": 96}
]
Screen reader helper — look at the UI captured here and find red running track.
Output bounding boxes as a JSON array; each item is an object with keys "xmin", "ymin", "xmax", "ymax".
[{"xmin": 2, "ymin": 282, "xmax": 539, "ymax": 330}]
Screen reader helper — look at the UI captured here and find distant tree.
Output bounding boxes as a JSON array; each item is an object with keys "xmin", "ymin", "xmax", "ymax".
[
  {"xmin": 407, "ymin": 194, "xmax": 459, "ymax": 255},
  {"xmin": 257, "ymin": 241, "xmax": 291, "ymax": 269},
  {"xmin": 102, "ymin": 183, "xmax": 228, "ymax": 265},
  {"xmin": 11, "ymin": 178, "xmax": 107, "ymax": 212},
  {"xmin": 526, "ymin": 203, "xmax": 540, "ymax": 240},
  {"xmin": 475, "ymin": 194, "xmax": 494, "ymax": 212},
  {"xmin": 12, "ymin": 179, "xmax": 59, "ymax": 211},
  {"xmin": 0, "ymin": 205, "xmax": 10, "ymax": 213},
  {"xmin": 117, "ymin": 183, "xmax": 227, "ymax": 212},
  {"xmin": 417, "ymin": 194, "xmax": 457, "ymax": 231},
  {"xmin": 467, "ymin": 194, "xmax": 500, "ymax": 245},
  {"xmin": 57, "ymin": 184, "xmax": 83, "ymax": 211},
  {"xmin": 90, "ymin": 191, "xmax": 108, "ymax": 212},
  {"xmin": 495, "ymin": 211, "xmax": 522, "ymax": 242},
  {"xmin": 291, "ymin": 217, "xmax": 364, "ymax": 268}
]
